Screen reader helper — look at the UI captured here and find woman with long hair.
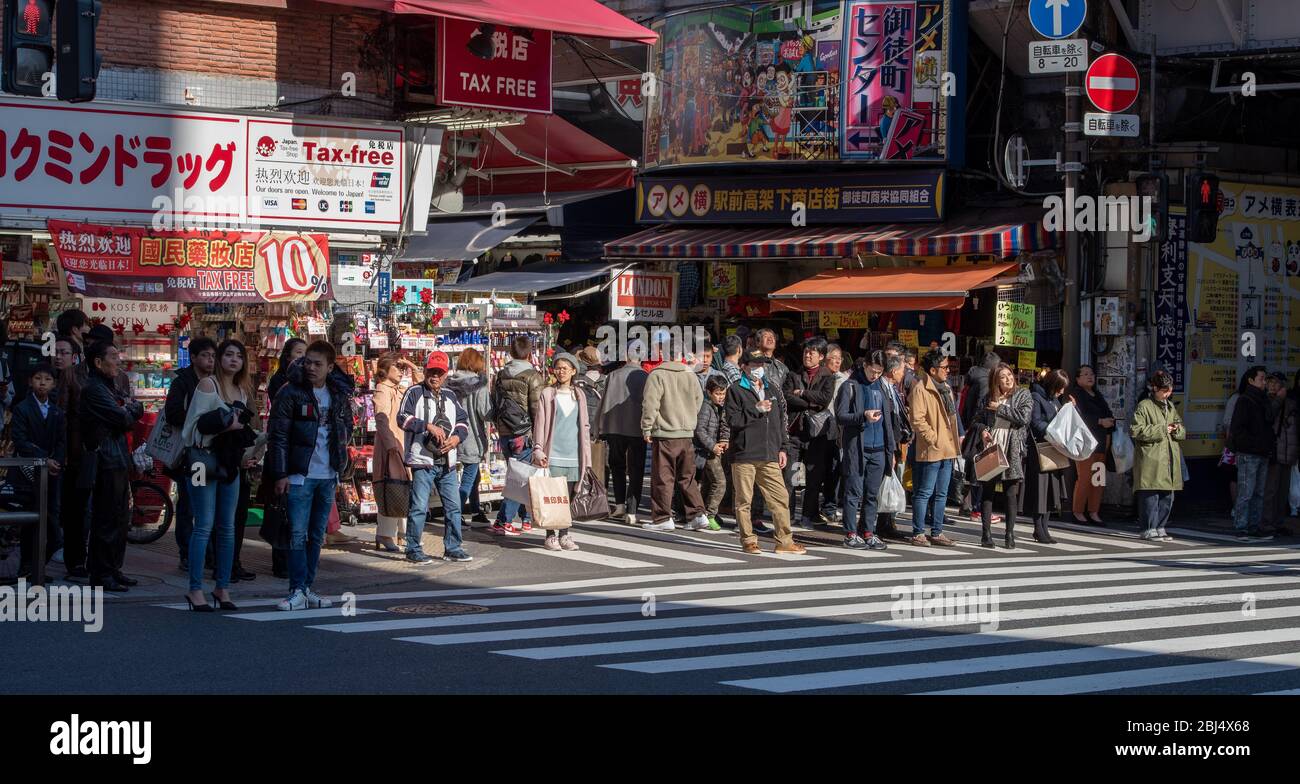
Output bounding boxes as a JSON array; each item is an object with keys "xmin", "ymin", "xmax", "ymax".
[
  {"xmin": 371, "ymin": 352, "xmax": 420, "ymax": 551},
  {"xmin": 531, "ymin": 353, "xmax": 591, "ymax": 552},
  {"xmin": 1131, "ymin": 371, "xmax": 1184, "ymax": 540},
  {"xmin": 181, "ymin": 339, "xmax": 253, "ymax": 611},
  {"xmin": 1070, "ymin": 365, "xmax": 1116, "ymax": 524},
  {"xmin": 1025, "ymin": 368, "xmax": 1072, "ymax": 544},
  {"xmin": 969, "ymin": 363, "xmax": 1032, "ymax": 548}
]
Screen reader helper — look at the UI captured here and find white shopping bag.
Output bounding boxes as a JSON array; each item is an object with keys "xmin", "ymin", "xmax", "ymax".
[
  {"xmin": 879, "ymin": 469, "xmax": 905, "ymax": 515},
  {"xmin": 1110, "ymin": 424, "xmax": 1134, "ymax": 474},
  {"xmin": 504, "ymin": 458, "xmax": 546, "ymax": 505},
  {"xmin": 1045, "ymin": 401, "xmax": 1099, "ymax": 461}
]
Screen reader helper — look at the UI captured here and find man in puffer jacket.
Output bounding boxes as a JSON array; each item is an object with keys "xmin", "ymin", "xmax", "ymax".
[
  {"xmin": 1263, "ymin": 372, "xmax": 1297, "ymax": 532},
  {"xmin": 490, "ymin": 335, "xmax": 543, "ymax": 534},
  {"xmin": 640, "ymin": 345, "xmax": 708, "ymax": 532}
]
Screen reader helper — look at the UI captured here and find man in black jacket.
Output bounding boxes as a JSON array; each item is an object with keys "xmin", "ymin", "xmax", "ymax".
[
  {"xmin": 1230, "ymin": 366, "xmax": 1274, "ymax": 538},
  {"xmin": 724, "ymin": 351, "xmax": 807, "ymax": 556},
  {"xmin": 162, "ymin": 337, "xmax": 217, "ymax": 571},
  {"xmin": 13, "ymin": 364, "xmax": 66, "ymax": 576},
  {"xmin": 267, "ymin": 341, "xmax": 355, "ymax": 611},
  {"xmin": 785, "ymin": 337, "xmax": 837, "ymax": 530}
]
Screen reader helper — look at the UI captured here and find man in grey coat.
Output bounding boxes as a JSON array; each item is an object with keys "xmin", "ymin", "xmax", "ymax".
[{"xmin": 599, "ymin": 342, "xmax": 649, "ymax": 526}]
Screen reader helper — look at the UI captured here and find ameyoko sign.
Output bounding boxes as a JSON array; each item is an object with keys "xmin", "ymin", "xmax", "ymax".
[
  {"xmin": 0, "ymin": 97, "xmax": 406, "ymax": 233},
  {"xmin": 436, "ymin": 19, "xmax": 552, "ymax": 114}
]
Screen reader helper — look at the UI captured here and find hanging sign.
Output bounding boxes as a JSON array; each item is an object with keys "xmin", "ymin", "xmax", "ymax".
[
  {"xmin": 436, "ymin": 18, "xmax": 553, "ymax": 114},
  {"xmin": 820, "ymin": 311, "xmax": 869, "ymax": 329},
  {"xmin": 610, "ymin": 270, "xmax": 678, "ymax": 322},
  {"xmin": 995, "ymin": 301, "xmax": 1036, "ymax": 348}
]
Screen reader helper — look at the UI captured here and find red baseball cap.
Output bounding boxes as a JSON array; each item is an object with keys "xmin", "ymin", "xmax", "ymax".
[{"xmin": 425, "ymin": 351, "xmax": 450, "ymax": 373}]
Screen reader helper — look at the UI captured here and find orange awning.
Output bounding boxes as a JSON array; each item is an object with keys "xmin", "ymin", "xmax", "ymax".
[{"xmin": 768, "ymin": 263, "xmax": 1019, "ymax": 312}]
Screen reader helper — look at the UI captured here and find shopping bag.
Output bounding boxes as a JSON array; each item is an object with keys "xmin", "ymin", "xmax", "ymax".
[
  {"xmin": 974, "ymin": 444, "xmax": 1009, "ymax": 481},
  {"xmin": 144, "ymin": 413, "xmax": 185, "ymax": 470},
  {"xmin": 879, "ymin": 470, "xmax": 905, "ymax": 515},
  {"xmin": 1044, "ymin": 402, "xmax": 1099, "ymax": 461},
  {"xmin": 570, "ymin": 467, "xmax": 611, "ymax": 521},
  {"xmin": 504, "ymin": 457, "xmax": 545, "ymax": 505},
  {"xmin": 1035, "ymin": 441, "xmax": 1071, "ymax": 472},
  {"xmin": 528, "ymin": 474, "xmax": 572, "ymax": 530},
  {"xmin": 1110, "ymin": 425, "xmax": 1134, "ymax": 474}
]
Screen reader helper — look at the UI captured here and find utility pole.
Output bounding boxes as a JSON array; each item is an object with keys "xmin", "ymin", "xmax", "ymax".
[{"xmin": 1062, "ymin": 68, "xmax": 1085, "ymax": 371}]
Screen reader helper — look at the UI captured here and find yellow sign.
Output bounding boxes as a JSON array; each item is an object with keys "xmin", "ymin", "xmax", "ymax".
[
  {"xmin": 1018, "ymin": 350, "xmax": 1037, "ymax": 371},
  {"xmin": 819, "ymin": 311, "xmax": 869, "ymax": 329},
  {"xmin": 781, "ymin": 328, "xmax": 795, "ymax": 342},
  {"xmin": 826, "ymin": 328, "xmax": 841, "ymax": 340},
  {"xmin": 898, "ymin": 329, "xmax": 919, "ymax": 349},
  {"xmin": 995, "ymin": 301, "xmax": 1035, "ymax": 348},
  {"xmin": 706, "ymin": 262, "xmax": 738, "ymax": 299}
]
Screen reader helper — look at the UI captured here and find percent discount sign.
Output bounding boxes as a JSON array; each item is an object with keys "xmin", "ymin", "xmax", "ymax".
[{"xmin": 995, "ymin": 301, "xmax": 1036, "ymax": 349}]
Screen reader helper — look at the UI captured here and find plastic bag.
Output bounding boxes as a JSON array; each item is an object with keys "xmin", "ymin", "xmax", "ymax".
[
  {"xmin": 1110, "ymin": 424, "xmax": 1134, "ymax": 474},
  {"xmin": 1290, "ymin": 465, "xmax": 1300, "ymax": 516},
  {"xmin": 1045, "ymin": 401, "xmax": 1099, "ymax": 461},
  {"xmin": 132, "ymin": 443, "xmax": 154, "ymax": 473},
  {"xmin": 504, "ymin": 458, "xmax": 546, "ymax": 505},
  {"xmin": 879, "ymin": 469, "xmax": 905, "ymax": 515}
]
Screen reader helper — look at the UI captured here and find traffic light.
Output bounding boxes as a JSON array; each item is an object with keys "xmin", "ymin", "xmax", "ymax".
[
  {"xmin": 56, "ymin": 0, "xmax": 101, "ymax": 103},
  {"xmin": 1186, "ymin": 172, "xmax": 1221, "ymax": 244},
  {"xmin": 3, "ymin": 0, "xmax": 55, "ymax": 97},
  {"xmin": 1135, "ymin": 172, "xmax": 1169, "ymax": 245}
]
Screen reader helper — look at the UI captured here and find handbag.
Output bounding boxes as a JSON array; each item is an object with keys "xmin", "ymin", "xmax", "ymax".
[
  {"xmin": 528, "ymin": 474, "xmax": 573, "ymax": 530},
  {"xmin": 258, "ymin": 491, "xmax": 291, "ymax": 549},
  {"xmin": 570, "ymin": 467, "xmax": 611, "ymax": 521},
  {"xmin": 805, "ymin": 408, "xmax": 833, "ymax": 439},
  {"xmin": 1036, "ymin": 441, "xmax": 1071, "ymax": 472},
  {"xmin": 974, "ymin": 443, "xmax": 1009, "ymax": 481},
  {"xmin": 182, "ymin": 445, "xmax": 224, "ymax": 483},
  {"xmin": 374, "ymin": 478, "xmax": 411, "ymax": 517}
]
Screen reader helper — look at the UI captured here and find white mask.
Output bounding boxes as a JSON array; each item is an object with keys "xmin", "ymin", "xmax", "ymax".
[{"xmin": 748, "ymin": 366, "xmax": 765, "ymax": 381}]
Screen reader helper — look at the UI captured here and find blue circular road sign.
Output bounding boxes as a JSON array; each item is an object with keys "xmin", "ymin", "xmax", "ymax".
[{"xmin": 1029, "ymin": 0, "xmax": 1087, "ymax": 40}]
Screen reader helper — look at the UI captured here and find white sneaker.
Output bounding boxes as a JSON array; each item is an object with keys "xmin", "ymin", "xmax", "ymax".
[
  {"xmin": 543, "ymin": 534, "xmax": 563, "ymax": 551},
  {"xmin": 1139, "ymin": 530, "xmax": 1161, "ymax": 541},
  {"xmin": 51, "ymin": 548, "xmax": 64, "ymax": 564},
  {"xmin": 1157, "ymin": 527, "xmax": 1173, "ymax": 541},
  {"xmin": 686, "ymin": 514, "xmax": 712, "ymax": 531},
  {"xmin": 304, "ymin": 589, "xmax": 332, "ymax": 609},
  {"xmin": 642, "ymin": 520, "xmax": 676, "ymax": 532},
  {"xmin": 611, "ymin": 503, "xmax": 626, "ymax": 520},
  {"xmin": 277, "ymin": 589, "xmax": 307, "ymax": 611},
  {"xmin": 559, "ymin": 533, "xmax": 579, "ymax": 551},
  {"xmin": 625, "ymin": 512, "xmax": 639, "ymax": 527}
]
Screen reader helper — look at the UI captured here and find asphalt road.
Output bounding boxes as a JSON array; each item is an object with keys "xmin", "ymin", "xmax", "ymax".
[{"xmin": 8, "ymin": 513, "xmax": 1300, "ymax": 695}]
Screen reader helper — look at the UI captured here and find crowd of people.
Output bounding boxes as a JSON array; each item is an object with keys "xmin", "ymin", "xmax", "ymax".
[{"xmin": 11, "ymin": 308, "xmax": 1292, "ymax": 611}]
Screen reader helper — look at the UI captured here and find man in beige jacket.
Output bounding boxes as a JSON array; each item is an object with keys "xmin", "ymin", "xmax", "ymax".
[
  {"xmin": 907, "ymin": 349, "xmax": 961, "ymax": 547},
  {"xmin": 641, "ymin": 346, "xmax": 709, "ymax": 532}
]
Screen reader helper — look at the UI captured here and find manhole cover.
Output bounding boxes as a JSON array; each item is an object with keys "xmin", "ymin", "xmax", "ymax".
[{"xmin": 387, "ymin": 602, "xmax": 488, "ymax": 616}]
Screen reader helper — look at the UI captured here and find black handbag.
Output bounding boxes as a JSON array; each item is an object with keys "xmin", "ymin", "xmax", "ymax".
[
  {"xmin": 570, "ymin": 467, "xmax": 611, "ymax": 521},
  {"xmin": 258, "ymin": 491, "xmax": 291, "ymax": 549},
  {"xmin": 182, "ymin": 445, "xmax": 226, "ymax": 484}
]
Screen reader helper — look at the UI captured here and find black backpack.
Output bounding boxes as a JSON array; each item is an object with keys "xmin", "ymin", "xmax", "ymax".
[{"xmin": 492, "ymin": 369, "xmax": 532, "ymax": 436}]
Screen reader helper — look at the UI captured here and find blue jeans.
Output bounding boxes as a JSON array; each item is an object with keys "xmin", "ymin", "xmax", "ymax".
[
  {"xmin": 496, "ymin": 437, "xmax": 533, "ymax": 526},
  {"xmin": 1137, "ymin": 489, "xmax": 1174, "ymax": 534},
  {"xmin": 843, "ymin": 449, "xmax": 886, "ymax": 537},
  {"xmin": 1233, "ymin": 453, "xmax": 1268, "ymax": 531},
  {"xmin": 458, "ymin": 462, "xmax": 482, "ymax": 514},
  {"xmin": 911, "ymin": 459, "xmax": 953, "ymax": 535},
  {"xmin": 287, "ymin": 477, "xmax": 336, "ymax": 592},
  {"xmin": 407, "ymin": 464, "xmax": 464, "ymax": 555},
  {"xmin": 187, "ymin": 474, "xmax": 239, "ymax": 591}
]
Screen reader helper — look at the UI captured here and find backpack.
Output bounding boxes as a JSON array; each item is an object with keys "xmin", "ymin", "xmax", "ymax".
[{"xmin": 492, "ymin": 368, "xmax": 532, "ymax": 437}]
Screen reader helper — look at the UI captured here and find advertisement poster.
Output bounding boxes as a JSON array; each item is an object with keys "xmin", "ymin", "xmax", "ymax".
[
  {"xmin": 49, "ymin": 220, "xmax": 330, "ymax": 303},
  {"xmin": 1178, "ymin": 182, "xmax": 1300, "ymax": 456},
  {"xmin": 83, "ymin": 298, "xmax": 183, "ymax": 332},
  {"xmin": 436, "ymin": 18, "xmax": 553, "ymax": 114},
  {"xmin": 643, "ymin": 1, "xmax": 845, "ymax": 167},
  {"xmin": 994, "ymin": 301, "xmax": 1035, "ymax": 349},
  {"xmin": 841, "ymin": 0, "xmax": 950, "ymax": 161},
  {"xmin": 1093, "ymin": 295, "xmax": 1122, "ymax": 336},
  {"xmin": 0, "ymin": 97, "xmax": 407, "ymax": 233},
  {"xmin": 609, "ymin": 270, "xmax": 679, "ymax": 322},
  {"xmin": 707, "ymin": 262, "xmax": 738, "ymax": 298}
]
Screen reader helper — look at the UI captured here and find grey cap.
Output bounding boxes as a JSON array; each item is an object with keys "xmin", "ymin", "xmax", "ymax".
[{"xmin": 553, "ymin": 352, "xmax": 581, "ymax": 372}]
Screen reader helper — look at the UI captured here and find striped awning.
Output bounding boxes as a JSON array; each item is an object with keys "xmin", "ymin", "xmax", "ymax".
[
  {"xmin": 768, "ymin": 263, "xmax": 1021, "ymax": 312},
  {"xmin": 605, "ymin": 219, "xmax": 1056, "ymax": 260}
]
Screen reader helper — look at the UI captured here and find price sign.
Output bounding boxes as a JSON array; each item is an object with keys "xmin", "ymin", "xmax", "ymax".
[
  {"xmin": 995, "ymin": 301, "xmax": 1036, "ymax": 349},
  {"xmin": 1018, "ymin": 350, "xmax": 1038, "ymax": 371},
  {"xmin": 369, "ymin": 334, "xmax": 389, "ymax": 349},
  {"xmin": 898, "ymin": 329, "xmax": 919, "ymax": 349}
]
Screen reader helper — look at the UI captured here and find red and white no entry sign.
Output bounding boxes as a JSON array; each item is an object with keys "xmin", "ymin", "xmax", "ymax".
[{"xmin": 1085, "ymin": 53, "xmax": 1140, "ymax": 113}]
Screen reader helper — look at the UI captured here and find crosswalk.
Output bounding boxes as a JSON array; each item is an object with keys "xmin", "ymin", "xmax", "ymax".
[{"xmin": 154, "ymin": 538, "xmax": 1300, "ymax": 694}]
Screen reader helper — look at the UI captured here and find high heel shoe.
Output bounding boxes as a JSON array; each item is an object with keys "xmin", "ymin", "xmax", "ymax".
[
  {"xmin": 374, "ymin": 536, "xmax": 401, "ymax": 553},
  {"xmin": 1087, "ymin": 513, "xmax": 1106, "ymax": 527},
  {"xmin": 185, "ymin": 594, "xmax": 214, "ymax": 613},
  {"xmin": 210, "ymin": 592, "xmax": 238, "ymax": 611}
]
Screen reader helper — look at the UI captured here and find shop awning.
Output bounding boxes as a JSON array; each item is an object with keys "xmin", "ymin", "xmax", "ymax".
[
  {"xmin": 604, "ymin": 218, "xmax": 1055, "ymax": 260},
  {"xmin": 459, "ymin": 114, "xmax": 636, "ymax": 197},
  {"xmin": 436, "ymin": 261, "xmax": 619, "ymax": 293},
  {"xmin": 768, "ymin": 263, "xmax": 1020, "ymax": 312},
  {"xmin": 325, "ymin": 1, "xmax": 657, "ymax": 44},
  {"xmin": 400, "ymin": 214, "xmax": 541, "ymax": 262}
]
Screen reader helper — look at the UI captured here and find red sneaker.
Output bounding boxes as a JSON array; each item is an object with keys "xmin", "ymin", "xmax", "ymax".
[
  {"xmin": 490, "ymin": 523, "xmax": 521, "ymax": 537},
  {"xmin": 520, "ymin": 521, "xmax": 533, "ymax": 533},
  {"xmin": 970, "ymin": 511, "xmax": 982, "ymax": 521}
]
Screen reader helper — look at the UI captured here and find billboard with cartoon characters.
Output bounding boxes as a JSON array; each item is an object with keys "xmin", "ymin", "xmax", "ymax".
[{"xmin": 641, "ymin": 1, "xmax": 957, "ymax": 169}]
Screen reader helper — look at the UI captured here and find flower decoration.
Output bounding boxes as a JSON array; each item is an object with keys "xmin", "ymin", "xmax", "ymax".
[
  {"xmin": 90, "ymin": 316, "xmax": 105, "ymax": 327},
  {"xmin": 431, "ymin": 307, "xmax": 445, "ymax": 327},
  {"xmin": 162, "ymin": 362, "xmax": 173, "ymax": 371},
  {"xmin": 112, "ymin": 322, "xmax": 125, "ymax": 336},
  {"xmin": 542, "ymin": 312, "xmax": 553, "ymax": 325},
  {"xmin": 419, "ymin": 287, "xmax": 434, "ymax": 305},
  {"xmin": 392, "ymin": 286, "xmax": 407, "ymax": 304},
  {"xmin": 546, "ymin": 347, "xmax": 555, "ymax": 357},
  {"xmin": 131, "ymin": 321, "xmax": 145, "ymax": 335},
  {"xmin": 176, "ymin": 312, "xmax": 192, "ymax": 330},
  {"xmin": 157, "ymin": 324, "xmax": 172, "ymax": 336},
  {"xmin": 558, "ymin": 310, "xmax": 570, "ymax": 324}
]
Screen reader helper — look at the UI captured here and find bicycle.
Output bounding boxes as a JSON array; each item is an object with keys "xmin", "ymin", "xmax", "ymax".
[{"xmin": 127, "ymin": 466, "xmax": 177, "ymax": 545}]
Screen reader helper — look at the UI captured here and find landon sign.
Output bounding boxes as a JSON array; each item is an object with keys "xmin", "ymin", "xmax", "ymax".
[
  {"xmin": 437, "ymin": 19, "xmax": 552, "ymax": 114},
  {"xmin": 609, "ymin": 270, "xmax": 678, "ymax": 322}
]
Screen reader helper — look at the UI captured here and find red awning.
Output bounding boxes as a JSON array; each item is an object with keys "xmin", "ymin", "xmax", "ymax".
[
  {"xmin": 605, "ymin": 218, "xmax": 1056, "ymax": 260},
  {"xmin": 325, "ymin": 0, "xmax": 657, "ymax": 44},
  {"xmin": 767, "ymin": 264, "xmax": 1020, "ymax": 312},
  {"xmin": 459, "ymin": 113, "xmax": 636, "ymax": 197}
]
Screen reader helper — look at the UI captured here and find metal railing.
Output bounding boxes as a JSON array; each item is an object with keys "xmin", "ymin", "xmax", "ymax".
[{"xmin": 0, "ymin": 458, "xmax": 50, "ymax": 586}]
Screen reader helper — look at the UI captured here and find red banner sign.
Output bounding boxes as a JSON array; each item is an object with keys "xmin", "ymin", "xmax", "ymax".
[
  {"xmin": 436, "ymin": 18, "xmax": 552, "ymax": 114},
  {"xmin": 48, "ymin": 221, "xmax": 330, "ymax": 303}
]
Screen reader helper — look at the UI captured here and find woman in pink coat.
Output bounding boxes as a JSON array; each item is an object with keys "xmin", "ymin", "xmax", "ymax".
[{"xmin": 531, "ymin": 352, "xmax": 591, "ymax": 552}]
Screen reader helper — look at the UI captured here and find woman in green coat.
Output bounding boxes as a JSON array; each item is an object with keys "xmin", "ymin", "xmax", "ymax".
[{"xmin": 1130, "ymin": 371, "xmax": 1185, "ymax": 541}]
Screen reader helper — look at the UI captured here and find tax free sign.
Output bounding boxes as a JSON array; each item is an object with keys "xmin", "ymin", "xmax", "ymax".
[{"xmin": 437, "ymin": 19, "xmax": 553, "ymax": 114}]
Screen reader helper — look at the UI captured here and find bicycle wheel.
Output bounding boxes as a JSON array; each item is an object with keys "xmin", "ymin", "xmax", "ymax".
[{"xmin": 127, "ymin": 480, "xmax": 175, "ymax": 544}]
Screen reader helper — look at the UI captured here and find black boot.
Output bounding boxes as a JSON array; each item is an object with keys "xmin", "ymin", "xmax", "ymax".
[
  {"xmin": 1034, "ymin": 516, "xmax": 1057, "ymax": 544},
  {"xmin": 980, "ymin": 513, "xmax": 994, "ymax": 547},
  {"xmin": 1004, "ymin": 515, "xmax": 1016, "ymax": 549}
]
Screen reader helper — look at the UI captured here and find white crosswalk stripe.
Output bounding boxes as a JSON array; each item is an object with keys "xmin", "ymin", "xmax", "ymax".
[{"xmin": 155, "ymin": 535, "xmax": 1300, "ymax": 693}]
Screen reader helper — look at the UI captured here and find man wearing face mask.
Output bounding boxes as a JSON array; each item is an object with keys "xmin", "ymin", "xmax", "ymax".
[{"xmin": 723, "ymin": 350, "xmax": 807, "ymax": 556}]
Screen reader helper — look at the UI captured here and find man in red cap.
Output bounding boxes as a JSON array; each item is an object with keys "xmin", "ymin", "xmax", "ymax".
[{"xmin": 397, "ymin": 351, "xmax": 472, "ymax": 563}]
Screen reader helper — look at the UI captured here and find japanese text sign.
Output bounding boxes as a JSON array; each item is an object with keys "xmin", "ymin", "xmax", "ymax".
[
  {"xmin": 995, "ymin": 301, "xmax": 1036, "ymax": 348},
  {"xmin": 610, "ymin": 270, "xmax": 678, "ymax": 322},
  {"xmin": 437, "ymin": 19, "xmax": 553, "ymax": 114}
]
